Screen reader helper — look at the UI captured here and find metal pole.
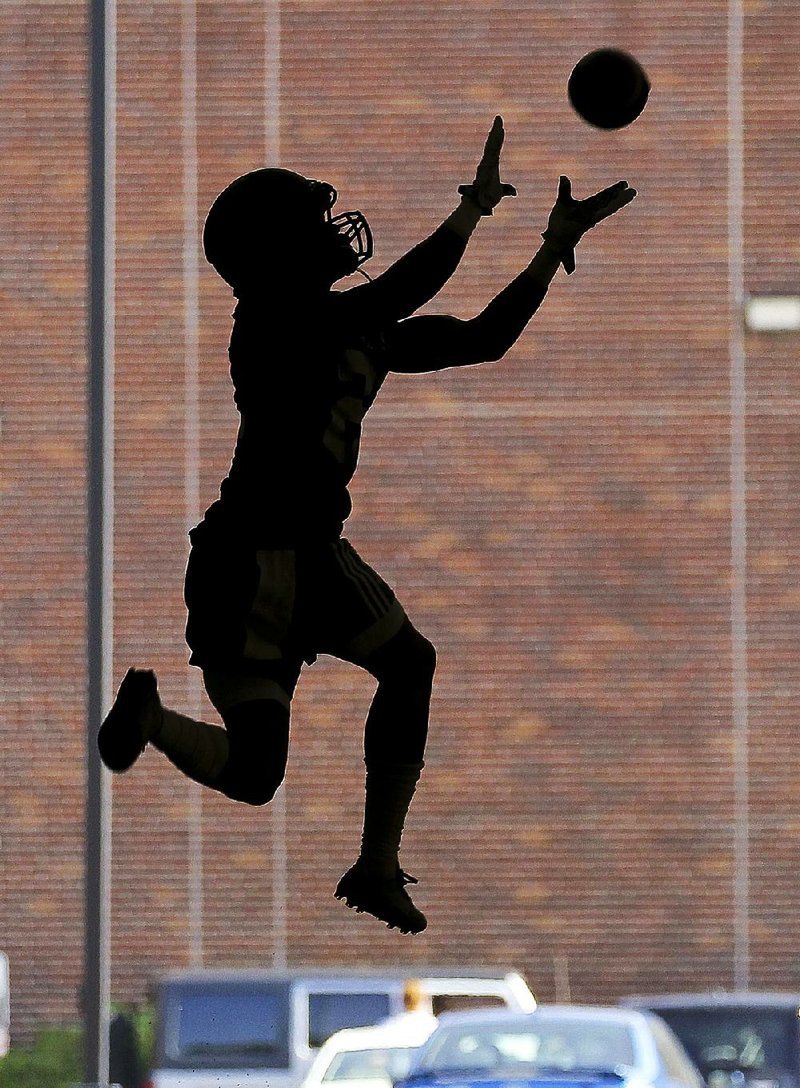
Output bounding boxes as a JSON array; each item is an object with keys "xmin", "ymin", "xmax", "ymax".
[
  {"xmin": 264, "ymin": 0, "xmax": 287, "ymax": 970},
  {"xmin": 85, "ymin": 0, "xmax": 116, "ymax": 1079},
  {"xmin": 727, "ymin": 0, "xmax": 749, "ymax": 990},
  {"xmin": 181, "ymin": 0, "xmax": 204, "ymax": 967}
]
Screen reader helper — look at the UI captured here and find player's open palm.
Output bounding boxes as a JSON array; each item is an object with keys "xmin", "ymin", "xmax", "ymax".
[
  {"xmin": 459, "ymin": 115, "xmax": 517, "ymax": 215},
  {"xmin": 543, "ymin": 175, "xmax": 637, "ymax": 273}
]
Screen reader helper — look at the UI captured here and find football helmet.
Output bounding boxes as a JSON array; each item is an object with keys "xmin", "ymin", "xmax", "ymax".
[{"xmin": 203, "ymin": 167, "xmax": 373, "ymax": 290}]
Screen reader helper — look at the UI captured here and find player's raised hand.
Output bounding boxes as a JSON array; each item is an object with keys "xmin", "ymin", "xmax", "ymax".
[
  {"xmin": 542, "ymin": 175, "xmax": 637, "ymax": 274},
  {"xmin": 458, "ymin": 115, "xmax": 518, "ymax": 215}
]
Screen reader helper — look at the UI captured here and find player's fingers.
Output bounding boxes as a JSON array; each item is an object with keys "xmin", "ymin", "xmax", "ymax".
[
  {"xmin": 582, "ymin": 183, "xmax": 635, "ymax": 221},
  {"xmin": 604, "ymin": 181, "xmax": 633, "ymax": 204},
  {"xmin": 480, "ymin": 116, "xmax": 504, "ymax": 163},
  {"xmin": 617, "ymin": 187, "xmax": 637, "ymax": 208},
  {"xmin": 502, "ymin": 183, "xmax": 517, "ymax": 197},
  {"xmin": 582, "ymin": 182, "xmax": 622, "ymax": 209},
  {"xmin": 558, "ymin": 175, "xmax": 572, "ymax": 201},
  {"xmin": 601, "ymin": 184, "xmax": 637, "ymax": 209},
  {"xmin": 591, "ymin": 187, "xmax": 638, "ymax": 223}
]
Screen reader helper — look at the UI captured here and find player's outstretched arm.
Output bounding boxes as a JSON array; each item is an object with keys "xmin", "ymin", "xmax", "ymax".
[
  {"xmin": 384, "ymin": 176, "xmax": 637, "ymax": 373},
  {"xmin": 338, "ymin": 117, "xmax": 516, "ymax": 324},
  {"xmin": 382, "ymin": 239, "xmax": 562, "ymax": 373}
]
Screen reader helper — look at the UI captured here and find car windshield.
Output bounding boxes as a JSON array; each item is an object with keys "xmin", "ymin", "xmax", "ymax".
[
  {"xmin": 417, "ymin": 1019, "xmax": 637, "ymax": 1077},
  {"xmin": 653, "ymin": 1010, "xmax": 799, "ymax": 1075},
  {"xmin": 324, "ymin": 1046, "xmax": 421, "ymax": 1083}
]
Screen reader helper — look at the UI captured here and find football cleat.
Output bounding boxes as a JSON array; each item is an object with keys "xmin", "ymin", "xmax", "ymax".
[
  {"xmin": 97, "ymin": 668, "xmax": 162, "ymax": 773},
  {"xmin": 335, "ymin": 860, "xmax": 427, "ymax": 934}
]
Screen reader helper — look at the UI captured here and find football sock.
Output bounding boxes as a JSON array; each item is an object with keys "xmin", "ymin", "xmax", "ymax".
[
  {"xmin": 359, "ymin": 760, "xmax": 424, "ymax": 878},
  {"xmin": 151, "ymin": 707, "xmax": 230, "ymax": 785}
]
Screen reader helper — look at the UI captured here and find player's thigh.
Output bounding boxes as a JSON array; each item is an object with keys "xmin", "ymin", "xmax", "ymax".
[
  {"xmin": 343, "ymin": 614, "xmax": 437, "ymax": 684},
  {"xmin": 184, "ymin": 537, "xmax": 260, "ymax": 667},
  {"xmin": 307, "ymin": 538, "xmax": 407, "ymax": 662},
  {"xmin": 203, "ymin": 662, "xmax": 302, "ymax": 718},
  {"xmin": 185, "ymin": 539, "xmax": 303, "ymax": 694}
]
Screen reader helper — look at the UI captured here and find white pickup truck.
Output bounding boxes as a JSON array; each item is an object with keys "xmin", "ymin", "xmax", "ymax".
[{"xmin": 144, "ymin": 967, "xmax": 536, "ymax": 1088}]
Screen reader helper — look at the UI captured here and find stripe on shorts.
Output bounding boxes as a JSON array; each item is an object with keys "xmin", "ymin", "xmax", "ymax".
[{"xmin": 335, "ymin": 541, "xmax": 392, "ymax": 617}]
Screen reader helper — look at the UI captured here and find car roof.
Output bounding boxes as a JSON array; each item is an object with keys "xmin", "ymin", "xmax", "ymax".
[
  {"xmin": 622, "ymin": 992, "xmax": 800, "ymax": 1011},
  {"xmin": 157, "ymin": 967, "xmax": 523, "ymax": 985},
  {"xmin": 432, "ymin": 1005, "xmax": 651, "ymax": 1029}
]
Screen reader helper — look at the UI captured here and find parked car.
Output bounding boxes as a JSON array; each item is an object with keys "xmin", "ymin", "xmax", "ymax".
[
  {"xmin": 395, "ymin": 1005, "xmax": 704, "ymax": 1088},
  {"xmin": 146, "ymin": 967, "xmax": 536, "ymax": 1088},
  {"xmin": 620, "ymin": 993, "xmax": 800, "ymax": 1088},
  {"xmin": 300, "ymin": 1016, "xmax": 439, "ymax": 1088}
]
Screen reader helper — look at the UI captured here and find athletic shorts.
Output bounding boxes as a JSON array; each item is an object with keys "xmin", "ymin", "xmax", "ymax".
[{"xmin": 184, "ymin": 536, "xmax": 406, "ymax": 712}]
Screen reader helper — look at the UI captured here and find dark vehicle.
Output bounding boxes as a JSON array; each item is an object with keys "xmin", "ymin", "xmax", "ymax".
[
  {"xmin": 396, "ymin": 1005, "xmax": 703, "ymax": 1088},
  {"xmin": 621, "ymin": 993, "xmax": 800, "ymax": 1088}
]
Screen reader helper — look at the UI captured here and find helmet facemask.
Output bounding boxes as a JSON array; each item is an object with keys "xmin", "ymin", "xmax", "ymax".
[{"xmin": 310, "ymin": 181, "xmax": 374, "ymax": 274}]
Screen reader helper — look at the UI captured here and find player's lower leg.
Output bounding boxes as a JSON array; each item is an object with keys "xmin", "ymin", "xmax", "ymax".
[
  {"xmin": 155, "ymin": 694, "xmax": 289, "ymax": 805},
  {"xmin": 335, "ymin": 760, "xmax": 427, "ymax": 933},
  {"xmin": 336, "ymin": 621, "xmax": 435, "ymax": 933},
  {"xmin": 98, "ymin": 673, "xmax": 288, "ymax": 806},
  {"xmin": 98, "ymin": 668, "xmax": 229, "ymax": 783}
]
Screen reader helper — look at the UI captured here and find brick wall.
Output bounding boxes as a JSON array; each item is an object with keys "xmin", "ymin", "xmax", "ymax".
[{"xmin": 3, "ymin": 0, "xmax": 800, "ymax": 1046}]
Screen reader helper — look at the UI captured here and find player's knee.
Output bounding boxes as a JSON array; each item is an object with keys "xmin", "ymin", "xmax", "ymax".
[
  {"xmin": 413, "ymin": 633, "xmax": 437, "ymax": 684},
  {"xmin": 219, "ymin": 698, "xmax": 289, "ymax": 806},
  {"xmin": 361, "ymin": 620, "xmax": 437, "ymax": 687},
  {"xmin": 217, "ymin": 754, "xmax": 286, "ymax": 806},
  {"xmin": 381, "ymin": 627, "xmax": 436, "ymax": 688},
  {"xmin": 396, "ymin": 622, "xmax": 436, "ymax": 675},
  {"xmin": 233, "ymin": 767, "xmax": 284, "ymax": 806}
]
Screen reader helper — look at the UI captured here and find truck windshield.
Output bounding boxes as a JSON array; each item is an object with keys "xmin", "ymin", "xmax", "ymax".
[
  {"xmin": 654, "ymin": 1009, "xmax": 799, "ymax": 1077},
  {"xmin": 164, "ymin": 982, "xmax": 290, "ymax": 1068}
]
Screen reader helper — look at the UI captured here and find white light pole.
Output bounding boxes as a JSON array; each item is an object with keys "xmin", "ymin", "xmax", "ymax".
[
  {"xmin": 727, "ymin": 0, "xmax": 750, "ymax": 991},
  {"xmin": 85, "ymin": 0, "xmax": 116, "ymax": 1080},
  {"xmin": 181, "ymin": 0, "xmax": 205, "ymax": 969}
]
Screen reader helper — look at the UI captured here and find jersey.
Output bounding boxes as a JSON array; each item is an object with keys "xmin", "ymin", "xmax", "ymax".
[
  {"xmin": 192, "ymin": 223, "xmax": 471, "ymax": 548},
  {"xmin": 212, "ymin": 301, "xmax": 388, "ymax": 544}
]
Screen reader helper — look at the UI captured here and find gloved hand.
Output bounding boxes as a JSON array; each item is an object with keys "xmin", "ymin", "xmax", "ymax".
[
  {"xmin": 458, "ymin": 115, "xmax": 518, "ymax": 215},
  {"xmin": 542, "ymin": 175, "xmax": 637, "ymax": 274}
]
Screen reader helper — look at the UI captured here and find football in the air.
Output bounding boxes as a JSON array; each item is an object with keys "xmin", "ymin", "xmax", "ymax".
[{"xmin": 568, "ymin": 48, "xmax": 651, "ymax": 129}]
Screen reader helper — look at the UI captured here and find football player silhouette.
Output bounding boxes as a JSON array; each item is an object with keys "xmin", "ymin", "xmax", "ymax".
[{"xmin": 98, "ymin": 117, "xmax": 636, "ymax": 934}]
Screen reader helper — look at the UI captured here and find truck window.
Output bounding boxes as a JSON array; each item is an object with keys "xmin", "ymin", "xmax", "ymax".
[
  {"xmin": 654, "ymin": 1010, "xmax": 798, "ymax": 1077},
  {"xmin": 433, "ymin": 995, "xmax": 506, "ymax": 1015},
  {"xmin": 308, "ymin": 992, "xmax": 392, "ymax": 1049},
  {"xmin": 648, "ymin": 1017, "xmax": 704, "ymax": 1088},
  {"xmin": 164, "ymin": 982, "xmax": 291, "ymax": 1068}
]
